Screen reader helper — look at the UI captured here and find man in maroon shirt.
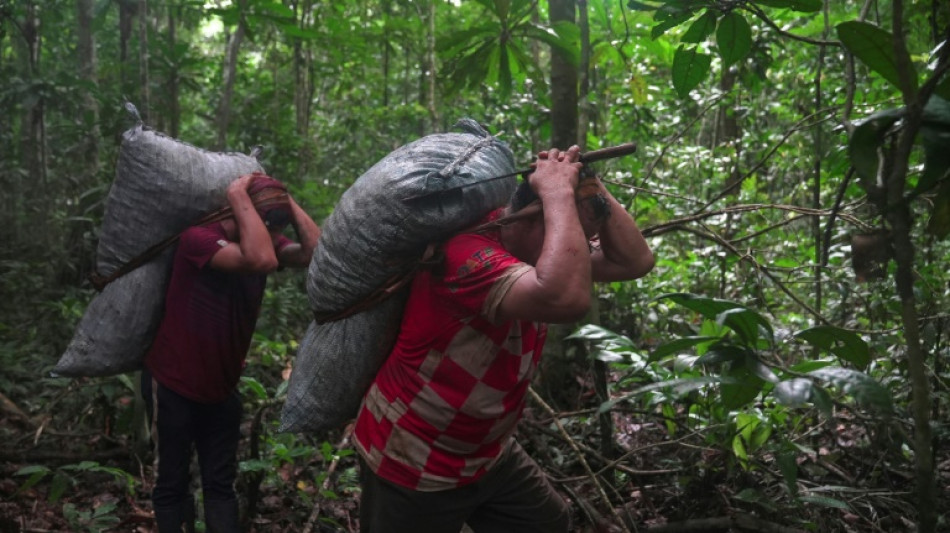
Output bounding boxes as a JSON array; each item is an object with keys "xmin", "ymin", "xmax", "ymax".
[
  {"xmin": 354, "ymin": 146, "xmax": 654, "ymax": 532},
  {"xmin": 142, "ymin": 173, "xmax": 320, "ymax": 533}
]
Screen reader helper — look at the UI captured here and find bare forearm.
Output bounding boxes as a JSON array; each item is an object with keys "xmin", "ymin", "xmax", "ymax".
[
  {"xmin": 281, "ymin": 199, "xmax": 321, "ymax": 268},
  {"xmin": 229, "ymin": 188, "xmax": 277, "ymax": 268},
  {"xmin": 533, "ymin": 190, "xmax": 592, "ymax": 308},
  {"xmin": 592, "ymin": 193, "xmax": 654, "ymax": 282}
]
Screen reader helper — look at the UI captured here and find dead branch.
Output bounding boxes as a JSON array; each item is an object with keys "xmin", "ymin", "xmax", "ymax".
[{"xmin": 645, "ymin": 512, "xmax": 806, "ymax": 532}]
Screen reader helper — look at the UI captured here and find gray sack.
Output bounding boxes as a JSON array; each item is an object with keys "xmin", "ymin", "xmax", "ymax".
[
  {"xmin": 280, "ymin": 119, "xmax": 517, "ymax": 434},
  {"xmin": 53, "ymin": 122, "xmax": 263, "ymax": 377}
]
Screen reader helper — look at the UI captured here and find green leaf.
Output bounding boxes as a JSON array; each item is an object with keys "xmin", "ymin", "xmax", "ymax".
[
  {"xmin": 756, "ymin": 0, "xmax": 822, "ymax": 12},
  {"xmin": 651, "ymin": 9, "xmax": 695, "ymax": 40},
  {"xmin": 672, "ymin": 45, "xmax": 711, "ymax": 97},
  {"xmin": 627, "ymin": 0, "xmax": 658, "ymax": 11},
  {"xmin": 848, "ymin": 108, "xmax": 904, "ymax": 192},
  {"xmin": 598, "ymin": 376, "xmax": 723, "ymax": 413},
  {"xmin": 681, "ymin": 11, "xmax": 717, "ymax": 44},
  {"xmin": 240, "ymin": 376, "xmax": 268, "ymax": 401},
  {"xmin": 916, "ymin": 96, "xmax": 950, "ymax": 197},
  {"xmin": 716, "ymin": 12, "xmax": 752, "ymax": 68},
  {"xmin": 798, "ymin": 494, "xmax": 852, "ymax": 510},
  {"xmin": 744, "ymin": 354, "xmax": 778, "ymax": 384},
  {"xmin": 694, "ymin": 343, "xmax": 746, "ymax": 366},
  {"xmin": 650, "ymin": 336, "xmax": 720, "ymax": 361},
  {"xmin": 809, "ymin": 367, "xmax": 895, "ymax": 414},
  {"xmin": 810, "ymin": 384, "xmax": 834, "ymax": 418},
  {"xmin": 777, "ymin": 446, "xmax": 799, "ymax": 495},
  {"xmin": 721, "ymin": 364, "xmax": 764, "ymax": 410},
  {"xmin": 774, "ymin": 378, "xmax": 813, "ymax": 407},
  {"xmin": 567, "ymin": 324, "xmax": 631, "ymax": 343},
  {"xmin": 837, "ymin": 21, "xmax": 918, "ymax": 93},
  {"xmin": 926, "ymin": 180, "xmax": 950, "ymax": 238},
  {"xmin": 732, "ymin": 434, "xmax": 748, "ymax": 462},
  {"xmin": 718, "ymin": 307, "xmax": 774, "ymax": 346},
  {"xmin": 659, "ymin": 293, "xmax": 773, "ymax": 346},
  {"xmin": 795, "ymin": 326, "xmax": 870, "ymax": 370}
]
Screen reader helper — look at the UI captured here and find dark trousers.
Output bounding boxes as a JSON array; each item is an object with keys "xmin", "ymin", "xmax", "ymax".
[
  {"xmin": 141, "ymin": 369, "xmax": 242, "ymax": 532},
  {"xmin": 359, "ymin": 440, "xmax": 570, "ymax": 533}
]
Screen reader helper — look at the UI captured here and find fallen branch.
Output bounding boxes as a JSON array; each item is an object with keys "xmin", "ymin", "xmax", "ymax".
[{"xmin": 645, "ymin": 513, "xmax": 806, "ymax": 533}]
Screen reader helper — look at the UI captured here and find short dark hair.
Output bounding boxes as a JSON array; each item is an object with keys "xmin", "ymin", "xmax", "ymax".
[
  {"xmin": 263, "ymin": 207, "xmax": 291, "ymax": 230},
  {"xmin": 509, "ymin": 179, "xmax": 539, "ymax": 212},
  {"xmin": 508, "ymin": 174, "xmax": 610, "ymax": 222}
]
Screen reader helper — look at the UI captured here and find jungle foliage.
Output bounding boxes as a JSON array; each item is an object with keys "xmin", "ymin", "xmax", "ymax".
[{"xmin": 0, "ymin": 0, "xmax": 948, "ymax": 532}]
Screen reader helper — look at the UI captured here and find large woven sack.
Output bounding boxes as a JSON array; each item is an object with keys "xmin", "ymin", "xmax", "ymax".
[
  {"xmin": 53, "ymin": 121, "xmax": 264, "ymax": 377},
  {"xmin": 279, "ymin": 294, "xmax": 407, "ymax": 434},
  {"xmin": 280, "ymin": 119, "xmax": 517, "ymax": 434}
]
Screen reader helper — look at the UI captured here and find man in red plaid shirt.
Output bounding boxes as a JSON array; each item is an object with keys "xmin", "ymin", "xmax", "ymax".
[{"xmin": 354, "ymin": 146, "xmax": 654, "ymax": 533}]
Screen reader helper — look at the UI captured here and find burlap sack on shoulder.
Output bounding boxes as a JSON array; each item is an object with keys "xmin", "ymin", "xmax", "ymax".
[
  {"xmin": 54, "ymin": 123, "xmax": 263, "ymax": 377},
  {"xmin": 280, "ymin": 119, "xmax": 517, "ymax": 434}
]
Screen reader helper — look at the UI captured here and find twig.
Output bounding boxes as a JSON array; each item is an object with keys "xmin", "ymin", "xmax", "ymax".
[
  {"xmin": 528, "ymin": 387, "xmax": 633, "ymax": 533},
  {"xmin": 302, "ymin": 426, "xmax": 354, "ymax": 533},
  {"xmin": 639, "ymin": 94, "xmax": 726, "ymax": 187},
  {"xmin": 644, "ymin": 512, "xmax": 806, "ymax": 533},
  {"xmin": 743, "ymin": 4, "xmax": 840, "ymax": 47}
]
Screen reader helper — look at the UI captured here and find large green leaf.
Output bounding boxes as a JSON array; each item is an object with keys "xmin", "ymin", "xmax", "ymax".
[
  {"xmin": 599, "ymin": 376, "xmax": 724, "ymax": 413},
  {"xmin": 652, "ymin": 5, "xmax": 697, "ymax": 40},
  {"xmin": 744, "ymin": 353, "xmax": 778, "ymax": 384},
  {"xmin": 809, "ymin": 367, "xmax": 895, "ymax": 414},
  {"xmin": 526, "ymin": 20, "xmax": 580, "ymax": 66},
  {"xmin": 795, "ymin": 326, "xmax": 870, "ymax": 370},
  {"xmin": 848, "ymin": 108, "xmax": 904, "ymax": 192},
  {"xmin": 774, "ymin": 378, "xmax": 813, "ymax": 407},
  {"xmin": 837, "ymin": 21, "xmax": 918, "ymax": 93},
  {"xmin": 681, "ymin": 10, "xmax": 717, "ymax": 44},
  {"xmin": 649, "ymin": 335, "xmax": 720, "ymax": 361},
  {"xmin": 926, "ymin": 180, "xmax": 950, "ymax": 238},
  {"xmin": 756, "ymin": 0, "xmax": 822, "ymax": 12},
  {"xmin": 659, "ymin": 293, "xmax": 773, "ymax": 345},
  {"xmin": 672, "ymin": 45, "xmax": 711, "ymax": 97},
  {"xmin": 721, "ymin": 363, "xmax": 764, "ymax": 409},
  {"xmin": 716, "ymin": 12, "xmax": 752, "ymax": 68},
  {"xmin": 694, "ymin": 343, "xmax": 747, "ymax": 366},
  {"xmin": 916, "ymin": 95, "xmax": 950, "ymax": 197}
]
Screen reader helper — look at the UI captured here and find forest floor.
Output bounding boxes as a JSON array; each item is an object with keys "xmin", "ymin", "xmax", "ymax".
[{"xmin": 0, "ymin": 386, "xmax": 948, "ymax": 533}]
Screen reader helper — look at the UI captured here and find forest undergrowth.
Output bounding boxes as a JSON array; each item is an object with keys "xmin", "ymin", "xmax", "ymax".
[{"xmin": 1, "ymin": 363, "xmax": 945, "ymax": 533}]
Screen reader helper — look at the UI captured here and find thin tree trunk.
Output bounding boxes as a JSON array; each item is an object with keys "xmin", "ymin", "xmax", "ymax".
[
  {"xmin": 577, "ymin": 0, "xmax": 590, "ymax": 150},
  {"xmin": 166, "ymin": 4, "xmax": 180, "ymax": 137},
  {"xmin": 887, "ymin": 2, "xmax": 936, "ymax": 530},
  {"xmin": 138, "ymin": 0, "xmax": 149, "ymax": 120},
  {"xmin": 119, "ymin": 0, "xmax": 134, "ymax": 93},
  {"xmin": 548, "ymin": 0, "xmax": 578, "ymax": 149},
  {"xmin": 811, "ymin": 2, "xmax": 830, "ymax": 319},
  {"xmin": 382, "ymin": 0, "xmax": 391, "ymax": 108},
  {"xmin": 425, "ymin": 0, "xmax": 438, "ymax": 132},
  {"xmin": 73, "ymin": 0, "xmax": 100, "ymax": 284},
  {"xmin": 215, "ymin": 1, "xmax": 246, "ymax": 150}
]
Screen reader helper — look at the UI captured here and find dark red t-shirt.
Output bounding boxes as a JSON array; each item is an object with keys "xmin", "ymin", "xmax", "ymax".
[{"xmin": 144, "ymin": 222, "xmax": 290, "ymax": 404}]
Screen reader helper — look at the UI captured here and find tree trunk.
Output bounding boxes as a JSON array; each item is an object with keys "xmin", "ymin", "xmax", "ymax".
[
  {"xmin": 71, "ymin": 0, "xmax": 101, "ymax": 284},
  {"xmin": 215, "ymin": 1, "xmax": 246, "ymax": 150},
  {"xmin": 425, "ymin": 0, "xmax": 439, "ymax": 133},
  {"xmin": 166, "ymin": 4, "xmax": 180, "ymax": 138},
  {"xmin": 138, "ymin": 0, "xmax": 150, "ymax": 120},
  {"xmin": 17, "ymin": 1, "xmax": 48, "ymax": 248},
  {"xmin": 119, "ymin": 0, "xmax": 135, "ymax": 93},
  {"xmin": 577, "ymin": 0, "xmax": 590, "ymax": 150},
  {"xmin": 548, "ymin": 0, "xmax": 578, "ymax": 150},
  {"xmin": 886, "ymin": 2, "xmax": 936, "ymax": 530}
]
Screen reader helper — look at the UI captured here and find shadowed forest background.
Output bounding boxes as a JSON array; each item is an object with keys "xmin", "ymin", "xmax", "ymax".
[{"xmin": 1, "ymin": 0, "xmax": 949, "ymax": 531}]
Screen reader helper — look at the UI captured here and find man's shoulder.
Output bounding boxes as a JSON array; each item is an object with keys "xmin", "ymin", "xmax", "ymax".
[{"xmin": 176, "ymin": 223, "xmax": 229, "ymax": 265}]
